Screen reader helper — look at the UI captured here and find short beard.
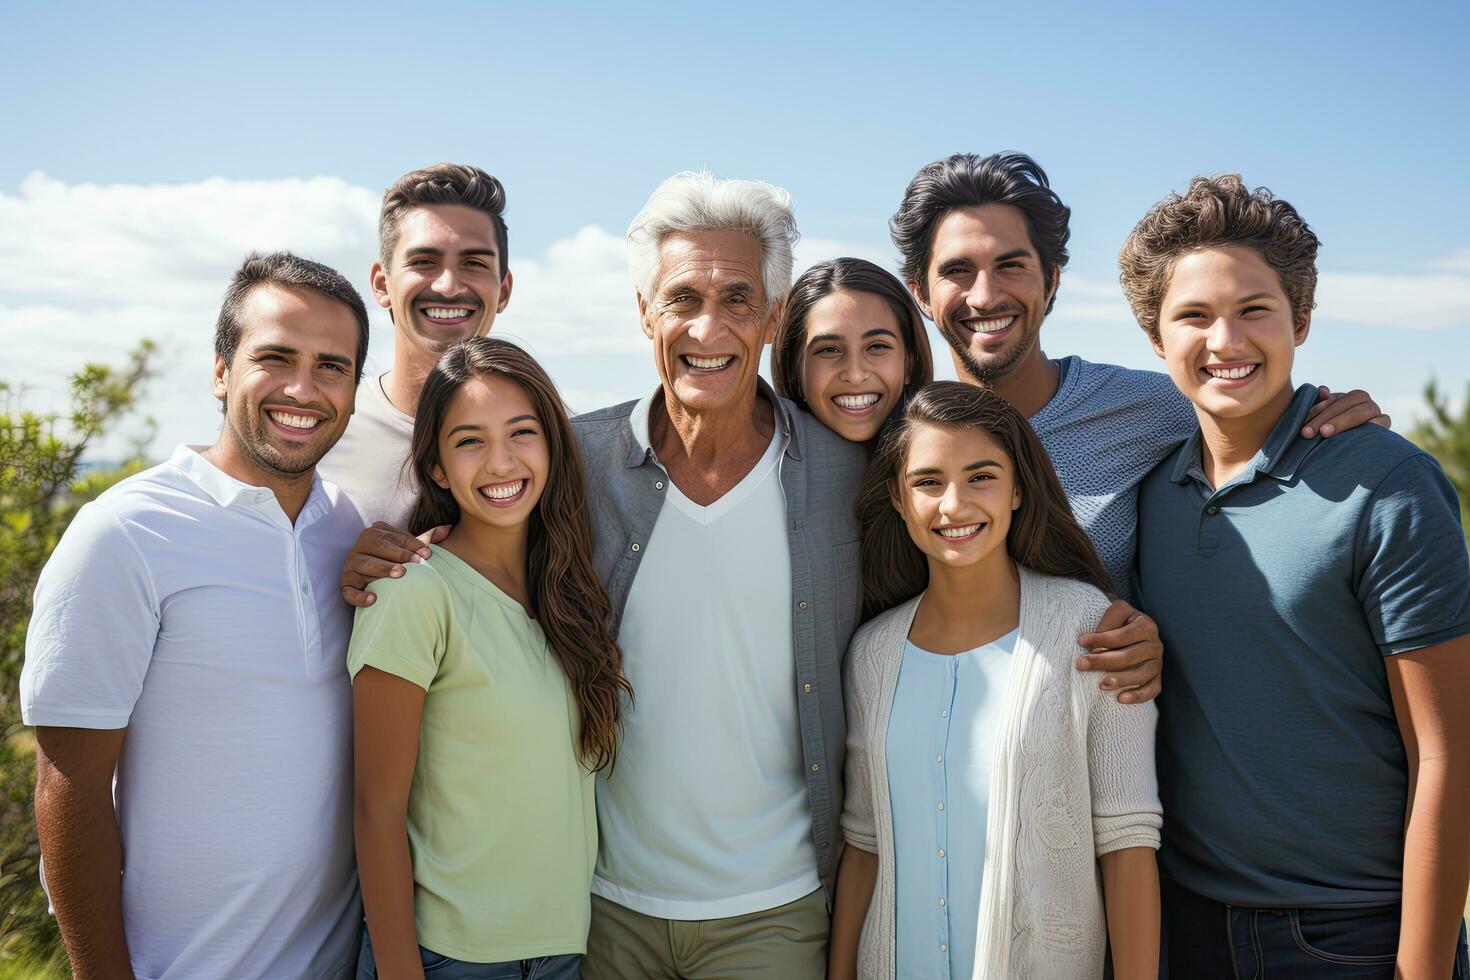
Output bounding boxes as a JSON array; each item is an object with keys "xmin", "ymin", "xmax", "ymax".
[
  {"xmin": 226, "ymin": 407, "xmax": 329, "ymax": 478},
  {"xmin": 942, "ymin": 320, "xmax": 1038, "ymax": 387}
]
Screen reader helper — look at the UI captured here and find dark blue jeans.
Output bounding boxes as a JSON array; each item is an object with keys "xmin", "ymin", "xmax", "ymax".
[
  {"xmin": 355, "ymin": 928, "xmax": 581, "ymax": 980},
  {"xmin": 1162, "ymin": 877, "xmax": 1470, "ymax": 978}
]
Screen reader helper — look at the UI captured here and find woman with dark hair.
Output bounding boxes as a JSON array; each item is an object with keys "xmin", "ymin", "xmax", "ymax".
[
  {"xmin": 828, "ymin": 382, "xmax": 1160, "ymax": 980},
  {"xmin": 349, "ymin": 337, "xmax": 630, "ymax": 980},
  {"xmin": 771, "ymin": 257, "xmax": 934, "ymax": 444}
]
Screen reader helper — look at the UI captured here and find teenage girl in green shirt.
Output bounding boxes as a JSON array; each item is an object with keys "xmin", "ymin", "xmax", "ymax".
[{"xmin": 349, "ymin": 337, "xmax": 630, "ymax": 979}]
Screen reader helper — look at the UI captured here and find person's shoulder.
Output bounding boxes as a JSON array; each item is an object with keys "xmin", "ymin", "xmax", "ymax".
[
  {"xmin": 1022, "ymin": 569, "xmax": 1111, "ymax": 643},
  {"xmin": 572, "ymin": 398, "xmax": 639, "ymax": 427},
  {"xmin": 1308, "ymin": 422, "xmax": 1426, "ymax": 479},
  {"xmin": 851, "ymin": 597, "xmax": 919, "ymax": 655},
  {"xmin": 1070, "ymin": 357, "xmax": 1190, "ymax": 413},
  {"xmin": 362, "ymin": 551, "xmax": 455, "ymax": 609}
]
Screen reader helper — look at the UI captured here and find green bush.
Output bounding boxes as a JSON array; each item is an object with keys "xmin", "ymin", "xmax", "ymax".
[{"xmin": 0, "ymin": 343, "xmax": 155, "ymax": 972}]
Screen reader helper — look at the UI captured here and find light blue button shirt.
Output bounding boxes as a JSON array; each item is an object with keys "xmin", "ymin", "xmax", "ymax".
[{"xmin": 887, "ymin": 629, "xmax": 1018, "ymax": 980}]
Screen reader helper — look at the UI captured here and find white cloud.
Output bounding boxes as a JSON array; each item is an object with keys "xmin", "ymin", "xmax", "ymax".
[{"xmin": 1316, "ymin": 269, "xmax": 1470, "ymax": 329}]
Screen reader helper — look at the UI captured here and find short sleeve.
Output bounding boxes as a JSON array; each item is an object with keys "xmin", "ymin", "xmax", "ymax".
[
  {"xmin": 346, "ymin": 561, "xmax": 452, "ymax": 691},
  {"xmin": 1355, "ymin": 454, "xmax": 1470, "ymax": 655},
  {"xmin": 21, "ymin": 504, "xmax": 160, "ymax": 729}
]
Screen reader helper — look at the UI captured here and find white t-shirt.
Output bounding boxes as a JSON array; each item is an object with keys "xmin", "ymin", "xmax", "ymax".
[
  {"xmin": 318, "ymin": 371, "xmax": 417, "ymax": 529},
  {"xmin": 592, "ymin": 395, "xmax": 821, "ymax": 920},
  {"xmin": 21, "ymin": 446, "xmax": 363, "ymax": 980}
]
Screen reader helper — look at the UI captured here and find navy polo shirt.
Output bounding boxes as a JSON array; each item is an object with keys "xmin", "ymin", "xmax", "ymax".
[{"xmin": 1136, "ymin": 383, "xmax": 1470, "ymax": 908}]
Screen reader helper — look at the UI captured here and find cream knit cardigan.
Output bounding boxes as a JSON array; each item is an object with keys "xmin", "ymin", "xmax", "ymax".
[{"xmin": 841, "ymin": 568, "xmax": 1162, "ymax": 979}]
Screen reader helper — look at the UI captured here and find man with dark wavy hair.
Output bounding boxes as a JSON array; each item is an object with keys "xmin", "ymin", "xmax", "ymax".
[{"xmin": 320, "ymin": 162, "xmax": 513, "ymax": 529}]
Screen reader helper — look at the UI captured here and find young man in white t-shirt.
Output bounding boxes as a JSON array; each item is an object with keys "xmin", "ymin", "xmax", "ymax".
[
  {"xmin": 318, "ymin": 163, "xmax": 513, "ymax": 528},
  {"xmin": 21, "ymin": 252, "xmax": 370, "ymax": 980}
]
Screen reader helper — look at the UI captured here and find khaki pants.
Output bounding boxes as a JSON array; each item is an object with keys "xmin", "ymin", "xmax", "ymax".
[{"xmin": 582, "ymin": 888, "xmax": 829, "ymax": 979}]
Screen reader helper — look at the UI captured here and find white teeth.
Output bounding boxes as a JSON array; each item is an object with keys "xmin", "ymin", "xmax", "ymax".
[
  {"xmin": 1206, "ymin": 364, "xmax": 1258, "ymax": 380},
  {"xmin": 423, "ymin": 307, "xmax": 473, "ymax": 320},
  {"xmin": 482, "ymin": 480, "xmax": 525, "ymax": 500},
  {"xmin": 937, "ymin": 525, "xmax": 981, "ymax": 538},
  {"xmin": 269, "ymin": 411, "xmax": 319, "ymax": 429},
  {"xmin": 834, "ymin": 393, "xmax": 881, "ymax": 410},
  {"xmin": 968, "ymin": 315, "xmax": 1015, "ymax": 334},
  {"xmin": 685, "ymin": 355, "xmax": 733, "ymax": 369}
]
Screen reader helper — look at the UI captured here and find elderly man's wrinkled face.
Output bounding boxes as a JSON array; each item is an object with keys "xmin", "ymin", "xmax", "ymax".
[{"xmin": 640, "ymin": 229, "xmax": 778, "ymax": 418}]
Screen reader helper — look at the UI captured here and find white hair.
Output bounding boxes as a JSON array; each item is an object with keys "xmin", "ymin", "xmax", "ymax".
[{"xmin": 626, "ymin": 170, "xmax": 799, "ymax": 306}]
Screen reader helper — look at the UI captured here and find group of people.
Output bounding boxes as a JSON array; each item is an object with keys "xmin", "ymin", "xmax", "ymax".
[{"xmin": 18, "ymin": 155, "xmax": 1470, "ymax": 980}]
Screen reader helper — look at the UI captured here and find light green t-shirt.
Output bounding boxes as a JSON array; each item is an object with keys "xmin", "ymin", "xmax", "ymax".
[{"xmin": 347, "ymin": 545, "xmax": 596, "ymax": 962}]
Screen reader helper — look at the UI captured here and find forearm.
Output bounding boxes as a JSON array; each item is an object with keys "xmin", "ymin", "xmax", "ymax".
[
  {"xmin": 1395, "ymin": 757, "xmax": 1470, "ymax": 979},
  {"xmin": 828, "ymin": 844, "xmax": 879, "ymax": 980},
  {"xmin": 34, "ymin": 769, "xmax": 134, "ymax": 980},
  {"xmin": 355, "ymin": 806, "xmax": 424, "ymax": 980},
  {"xmin": 1099, "ymin": 846, "xmax": 1160, "ymax": 980}
]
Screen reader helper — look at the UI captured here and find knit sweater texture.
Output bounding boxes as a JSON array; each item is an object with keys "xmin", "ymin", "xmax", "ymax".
[{"xmin": 841, "ymin": 568, "xmax": 1162, "ymax": 979}]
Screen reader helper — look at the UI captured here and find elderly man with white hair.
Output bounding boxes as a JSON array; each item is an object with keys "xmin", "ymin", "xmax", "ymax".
[{"xmin": 570, "ymin": 171, "xmax": 866, "ymax": 978}]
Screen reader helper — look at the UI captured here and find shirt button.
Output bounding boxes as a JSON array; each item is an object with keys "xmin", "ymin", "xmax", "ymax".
[
  {"xmin": 941, "ymin": 710, "xmax": 948, "ymax": 718},
  {"xmin": 938, "ymin": 898, "xmax": 945, "ymax": 907},
  {"xmin": 798, "ymin": 600, "xmax": 808, "ymax": 609},
  {"xmin": 937, "ymin": 802, "xmax": 944, "ymax": 811},
  {"xmin": 936, "ymin": 754, "xmax": 943, "ymax": 764},
  {"xmin": 810, "ymin": 763, "xmax": 820, "ymax": 772},
  {"xmin": 631, "ymin": 543, "xmax": 640, "ymax": 552},
  {"xmin": 1205, "ymin": 505, "xmax": 1220, "ymax": 515},
  {"xmin": 938, "ymin": 849, "xmax": 945, "ymax": 857},
  {"xmin": 655, "ymin": 480, "xmax": 664, "ymax": 489},
  {"xmin": 940, "ymin": 944, "xmax": 948, "ymax": 952},
  {"xmin": 803, "ymin": 683, "xmax": 813, "ymax": 693}
]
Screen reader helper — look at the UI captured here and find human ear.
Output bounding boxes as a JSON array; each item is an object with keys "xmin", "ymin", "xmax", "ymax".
[
  {"xmin": 212, "ymin": 355, "xmax": 229, "ymax": 401},
  {"xmin": 908, "ymin": 279, "xmax": 934, "ymax": 321},
  {"xmin": 1294, "ymin": 308, "xmax": 1312, "ymax": 347},
  {"xmin": 369, "ymin": 260, "xmax": 393, "ymax": 310},
  {"xmin": 637, "ymin": 293, "xmax": 654, "ymax": 340},
  {"xmin": 430, "ymin": 462, "xmax": 449, "ymax": 490},
  {"xmin": 495, "ymin": 269, "xmax": 514, "ymax": 313}
]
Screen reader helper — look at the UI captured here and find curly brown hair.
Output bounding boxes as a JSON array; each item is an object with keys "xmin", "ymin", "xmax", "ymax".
[
  {"xmin": 1118, "ymin": 174, "xmax": 1319, "ymax": 342},
  {"xmin": 408, "ymin": 337, "xmax": 630, "ymax": 771}
]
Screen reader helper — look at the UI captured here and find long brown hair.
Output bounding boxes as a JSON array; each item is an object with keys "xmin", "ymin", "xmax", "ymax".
[
  {"xmin": 408, "ymin": 337, "xmax": 630, "ymax": 771},
  {"xmin": 771, "ymin": 257, "xmax": 934, "ymax": 435},
  {"xmin": 856, "ymin": 381, "xmax": 1110, "ymax": 618}
]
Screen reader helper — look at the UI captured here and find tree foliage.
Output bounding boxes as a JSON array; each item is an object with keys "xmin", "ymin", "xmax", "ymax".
[
  {"xmin": 1409, "ymin": 380, "xmax": 1470, "ymax": 543},
  {"xmin": 0, "ymin": 342, "xmax": 156, "ymax": 968}
]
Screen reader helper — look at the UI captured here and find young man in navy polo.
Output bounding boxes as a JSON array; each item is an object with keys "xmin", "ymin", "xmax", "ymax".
[{"xmin": 1123, "ymin": 175, "xmax": 1470, "ymax": 978}]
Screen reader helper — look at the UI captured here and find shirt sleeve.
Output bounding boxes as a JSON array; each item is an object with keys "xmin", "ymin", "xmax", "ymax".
[
  {"xmin": 1355, "ymin": 453, "xmax": 1470, "ymax": 655},
  {"xmin": 21, "ymin": 504, "xmax": 160, "ymax": 729},
  {"xmin": 346, "ymin": 561, "xmax": 452, "ymax": 691},
  {"xmin": 840, "ymin": 629, "xmax": 880, "ymax": 854},
  {"xmin": 1078, "ymin": 596, "xmax": 1163, "ymax": 856}
]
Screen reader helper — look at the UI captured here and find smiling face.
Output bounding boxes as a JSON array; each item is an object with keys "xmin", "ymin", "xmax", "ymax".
[
  {"xmin": 212, "ymin": 284, "xmax": 358, "ymax": 476},
  {"xmin": 430, "ymin": 374, "xmax": 549, "ymax": 532},
  {"xmin": 915, "ymin": 204, "xmax": 1056, "ymax": 386},
  {"xmin": 371, "ymin": 204, "xmax": 513, "ymax": 362},
  {"xmin": 894, "ymin": 421, "xmax": 1021, "ymax": 571},
  {"xmin": 799, "ymin": 288, "xmax": 910, "ymax": 442},
  {"xmin": 1154, "ymin": 245, "xmax": 1308, "ymax": 426},
  {"xmin": 640, "ymin": 228, "xmax": 778, "ymax": 419}
]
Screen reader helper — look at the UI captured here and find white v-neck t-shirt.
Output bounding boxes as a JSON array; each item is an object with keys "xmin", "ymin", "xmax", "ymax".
[
  {"xmin": 592, "ymin": 404, "xmax": 820, "ymax": 920},
  {"xmin": 318, "ymin": 371, "xmax": 417, "ymax": 529}
]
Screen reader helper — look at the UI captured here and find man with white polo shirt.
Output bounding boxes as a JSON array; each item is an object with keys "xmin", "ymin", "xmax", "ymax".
[
  {"xmin": 319, "ymin": 162, "xmax": 513, "ymax": 530},
  {"xmin": 21, "ymin": 252, "xmax": 369, "ymax": 980}
]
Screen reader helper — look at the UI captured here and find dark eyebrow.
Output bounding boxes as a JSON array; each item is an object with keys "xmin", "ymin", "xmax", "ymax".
[
  {"xmin": 318, "ymin": 352, "xmax": 353, "ymax": 368},
  {"xmin": 994, "ymin": 248, "xmax": 1033, "ymax": 263},
  {"xmin": 404, "ymin": 246, "xmax": 499, "ymax": 259},
  {"xmin": 447, "ymin": 423, "xmax": 483, "ymax": 436},
  {"xmin": 255, "ymin": 344, "xmax": 298, "ymax": 356},
  {"xmin": 507, "ymin": 415, "xmax": 538, "ymax": 425},
  {"xmin": 905, "ymin": 459, "xmax": 1003, "ymax": 478},
  {"xmin": 1237, "ymin": 293, "xmax": 1276, "ymax": 304},
  {"xmin": 805, "ymin": 327, "xmax": 900, "ymax": 348}
]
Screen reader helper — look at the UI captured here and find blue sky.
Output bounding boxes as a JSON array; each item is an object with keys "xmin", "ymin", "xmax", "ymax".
[{"xmin": 4, "ymin": 0, "xmax": 1467, "ymax": 453}]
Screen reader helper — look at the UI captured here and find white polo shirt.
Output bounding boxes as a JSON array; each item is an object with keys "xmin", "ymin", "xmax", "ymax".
[
  {"xmin": 21, "ymin": 445, "xmax": 363, "ymax": 980},
  {"xmin": 591, "ymin": 394, "xmax": 821, "ymax": 920}
]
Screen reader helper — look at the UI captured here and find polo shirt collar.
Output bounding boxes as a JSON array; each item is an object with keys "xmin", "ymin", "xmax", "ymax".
[
  {"xmin": 625, "ymin": 378, "xmax": 800, "ymax": 467},
  {"xmin": 169, "ymin": 444, "xmax": 328, "ymax": 525},
  {"xmin": 1170, "ymin": 383, "xmax": 1321, "ymax": 488}
]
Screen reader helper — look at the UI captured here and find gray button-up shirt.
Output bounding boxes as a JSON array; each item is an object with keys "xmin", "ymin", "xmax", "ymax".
[{"xmin": 571, "ymin": 381, "xmax": 867, "ymax": 900}]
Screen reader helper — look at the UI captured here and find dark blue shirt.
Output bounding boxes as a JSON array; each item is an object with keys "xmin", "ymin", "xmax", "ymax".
[{"xmin": 1136, "ymin": 384, "xmax": 1470, "ymax": 907}]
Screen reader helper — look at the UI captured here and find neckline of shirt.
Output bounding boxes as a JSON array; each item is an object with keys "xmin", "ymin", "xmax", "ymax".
[
  {"xmin": 905, "ymin": 626, "xmax": 1020, "ymax": 660},
  {"xmin": 425, "ymin": 542, "xmax": 539, "ymax": 622},
  {"xmin": 662, "ymin": 426, "xmax": 787, "ymax": 524}
]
